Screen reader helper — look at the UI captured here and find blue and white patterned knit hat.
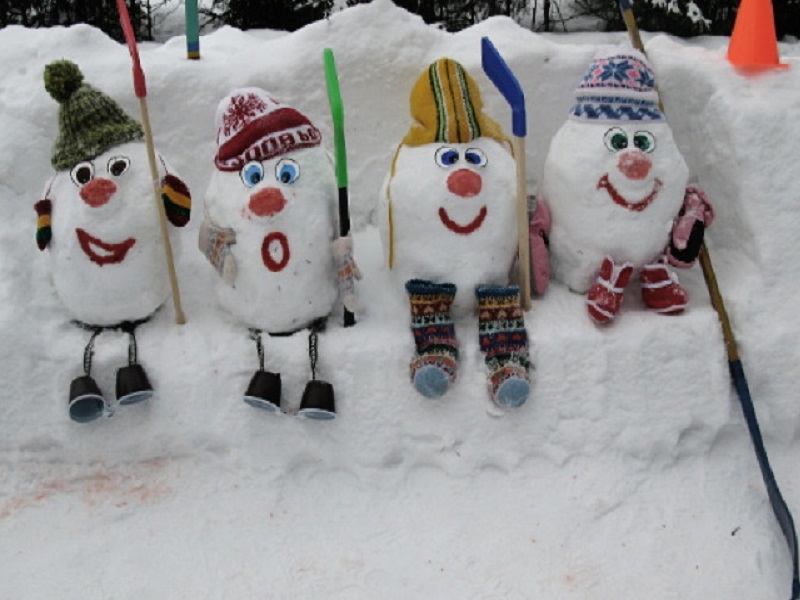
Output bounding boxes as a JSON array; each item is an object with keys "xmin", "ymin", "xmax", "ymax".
[{"xmin": 570, "ymin": 49, "xmax": 664, "ymax": 122}]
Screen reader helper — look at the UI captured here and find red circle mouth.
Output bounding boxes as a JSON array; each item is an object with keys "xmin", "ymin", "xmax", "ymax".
[
  {"xmin": 438, "ymin": 206, "xmax": 488, "ymax": 235},
  {"xmin": 597, "ymin": 174, "xmax": 663, "ymax": 212},
  {"xmin": 76, "ymin": 228, "xmax": 136, "ymax": 266},
  {"xmin": 261, "ymin": 232, "xmax": 290, "ymax": 272}
]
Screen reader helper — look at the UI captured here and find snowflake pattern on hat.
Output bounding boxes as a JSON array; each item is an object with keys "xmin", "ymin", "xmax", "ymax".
[
  {"xmin": 222, "ymin": 93, "xmax": 270, "ymax": 139},
  {"xmin": 579, "ymin": 55, "xmax": 656, "ymax": 93},
  {"xmin": 570, "ymin": 51, "xmax": 664, "ymax": 122}
]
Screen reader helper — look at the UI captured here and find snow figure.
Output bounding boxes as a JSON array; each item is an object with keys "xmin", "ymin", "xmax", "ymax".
[
  {"xmin": 379, "ymin": 58, "xmax": 531, "ymax": 409},
  {"xmin": 35, "ymin": 60, "xmax": 192, "ymax": 423},
  {"xmin": 540, "ymin": 49, "xmax": 714, "ymax": 324},
  {"xmin": 198, "ymin": 88, "xmax": 357, "ymax": 419}
]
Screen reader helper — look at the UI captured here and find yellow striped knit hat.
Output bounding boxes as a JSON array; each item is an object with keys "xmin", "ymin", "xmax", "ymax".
[{"xmin": 401, "ymin": 58, "xmax": 508, "ymax": 148}]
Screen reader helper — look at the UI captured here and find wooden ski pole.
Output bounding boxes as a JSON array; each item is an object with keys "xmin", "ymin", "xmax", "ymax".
[{"xmin": 116, "ymin": 0, "xmax": 186, "ymax": 325}]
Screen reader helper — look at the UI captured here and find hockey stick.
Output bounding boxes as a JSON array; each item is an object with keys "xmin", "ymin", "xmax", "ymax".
[
  {"xmin": 116, "ymin": 0, "xmax": 186, "ymax": 325},
  {"xmin": 481, "ymin": 37, "xmax": 532, "ymax": 311},
  {"xmin": 618, "ymin": 2, "xmax": 799, "ymax": 597},
  {"xmin": 323, "ymin": 48, "xmax": 356, "ymax": 327}
]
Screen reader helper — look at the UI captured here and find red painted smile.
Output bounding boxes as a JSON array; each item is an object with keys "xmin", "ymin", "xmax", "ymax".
[
  {"xmin": 598, "ymin": 174, "xmax": 663, "ymax": 212},
  {"xmin": 438, "ymin": 206, "xmax": 488, "ymax": 235},
  {"xmin": 261, "ymin": 232, "xmax": 290, "ymax": 272},
  {"xmin": 76, "ymin": 228, "xmax": 136, "ymax": 266}
]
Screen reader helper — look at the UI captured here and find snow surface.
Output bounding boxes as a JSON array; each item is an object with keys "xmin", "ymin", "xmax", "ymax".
[{"xmin": 1, "ymin": 1, "xmax": 798, "ymax": 597}]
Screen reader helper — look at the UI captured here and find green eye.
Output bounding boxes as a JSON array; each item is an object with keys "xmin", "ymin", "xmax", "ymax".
[
  {"xmin": 604, "ymin": 127, "xmax": 629, "ymax": 152},
  {"xmin": 634, "ymin": 131, "xmax": 656, "ymax": 153}
]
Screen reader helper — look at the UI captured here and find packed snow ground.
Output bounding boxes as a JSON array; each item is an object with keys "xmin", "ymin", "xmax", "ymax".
[{"xmin": 0, "ymin": 1, "xmax": 798, "ymax": 597}]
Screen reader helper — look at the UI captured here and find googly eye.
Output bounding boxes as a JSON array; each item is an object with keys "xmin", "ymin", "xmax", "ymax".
[
  {"xmin": 107, "ymin": 156, "xmax": 130, "ymax": 177},
  {"xmin": 633, "ymin": 131, "xmax": 656, "ymax": 153},
  {"xmin": 70, "ymin": 162, "xmax": 95, "ymax": 186},
  {"xmin": 240, "ymin": 161, "xmax": 265, "ymax": 188},
  {"xmin": 464, "ymin": 148, "xmax": 487, "ymax": 167},
  {"xmin": 603, "ymin": 127, "xmax": 629, "ymax": 152},
  {"xmin": 435, "ymin": 147, "xmax": 460, "ymax": 168},
  {"xmin": 275, "ymin": 158, "xmax": 300, "ymax": 185}
]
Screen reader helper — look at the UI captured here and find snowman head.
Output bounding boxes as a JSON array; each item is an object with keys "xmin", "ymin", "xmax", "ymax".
[
  {"xmin": 386, "ymin": 58, "xmax": 515, "ymax": 268},
  {"xmin": 545, "ymin": 48, "xmax": 688, "ymax": 219},
  {"xmin": 208, "ymin": 88, "xmax": 333, "ymax": 227}
]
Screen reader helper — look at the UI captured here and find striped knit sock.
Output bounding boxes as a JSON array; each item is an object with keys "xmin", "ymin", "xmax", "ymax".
[
  {"xmin": 406, "ymin": 279, "xmax": 458, "ymax": 399},
  {"xmin": 476, "ymin": 285, "xmax": 530, "ymax": 408}
]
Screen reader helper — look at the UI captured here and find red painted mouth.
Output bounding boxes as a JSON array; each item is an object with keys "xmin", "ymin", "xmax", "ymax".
[
  {"xmin": 598, "ymin": 174, "xmax": 663, "ymax": 212},
  {"xmin": 261, "ymin": 232, "xmax": 290, "ymax": 272},
  {"xmin": 438, "ymin": 206, "xmax": 488, "ymax": 235},
  {"xmin": 76, "ymin": 228, "xmax": 136, "ymax": 266}
]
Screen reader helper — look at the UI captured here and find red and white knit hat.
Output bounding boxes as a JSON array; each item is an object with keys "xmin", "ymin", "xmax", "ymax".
[{"xmin": 214, "ymin": 88, "xmax": 322, "ymax": 172}]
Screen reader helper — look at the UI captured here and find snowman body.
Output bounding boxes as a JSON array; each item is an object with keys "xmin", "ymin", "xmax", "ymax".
[
  {"xmin": 47, "ymin": 141, "xmax": 175, "ymax": 326},
  {"xmin": 380, "ymin": 137, "xmax": 517, "ymax": 316},
  {"xmin": 204, "ymin": 145, "xmax": 337, "ymax": 333},
  {"xmin": 542, "ymin": 119, "xmax": 689, "ymax": 294}
]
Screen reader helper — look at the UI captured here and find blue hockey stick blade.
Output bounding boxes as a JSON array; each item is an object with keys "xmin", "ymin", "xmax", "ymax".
[{"xmin": 481, "ymin": 36, "xmax": 526, "ymax": 138}]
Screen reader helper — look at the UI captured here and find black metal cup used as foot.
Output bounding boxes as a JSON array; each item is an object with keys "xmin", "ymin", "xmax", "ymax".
[
  {"xmin": 68, "ymin": 375, "xmax": 106, "ymax": 423},
  {"xmin": 243, "ymin": 371, "xmax": 282, "ymax": 413},
  {"xmin": 116, "ymin": 364, "xmax": 154, "ymax": 406},
  {"xmin": 297, "ymin": 379, "xmax": 336, "ymax": 420}
]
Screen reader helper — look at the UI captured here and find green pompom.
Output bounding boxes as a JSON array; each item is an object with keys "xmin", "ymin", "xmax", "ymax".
[{"xmin": 44, "ymin": 60, "xmax": 84, "ymax": 104}]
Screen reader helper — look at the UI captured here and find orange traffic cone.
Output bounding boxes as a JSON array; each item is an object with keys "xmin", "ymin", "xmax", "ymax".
[{"xmin": 727, "ymin": 0, "xmax": 788, "ymax": 70}]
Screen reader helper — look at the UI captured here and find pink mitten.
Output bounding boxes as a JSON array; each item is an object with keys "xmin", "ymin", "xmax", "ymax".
[
  {"xmin": 528, "ymin": 196, "xmax": 551, "ymax": 295},
  {"xmin": 668, "ymin": 187, "xmax": 714, "ymax": 268}
]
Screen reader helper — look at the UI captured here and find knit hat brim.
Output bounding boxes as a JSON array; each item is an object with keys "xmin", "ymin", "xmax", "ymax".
[
  {"xmin": 52, "ymin": 120, "xmax": 144, "ymax": 171},
  {"xmin": 215, "ymin": 106, "xmax": 321, "ymax": 172}
]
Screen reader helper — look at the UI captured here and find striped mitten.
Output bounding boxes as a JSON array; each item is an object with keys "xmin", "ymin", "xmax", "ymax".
[
  {"xmin": 406, "ymin": 279, "xmax": 458, "ymax": 399},
  {"xmin": 476, "ymin": 285, "xmax": 531, "ymax": 408}
]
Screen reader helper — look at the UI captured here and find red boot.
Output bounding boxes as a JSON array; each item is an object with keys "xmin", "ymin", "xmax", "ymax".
[
  {"xmin": 640, "ymin": 261, "xmax": 688, "ymax": 314},
  {"xmin": 586, "ymin": 257, "xmax": 634, "ymax": 324}
]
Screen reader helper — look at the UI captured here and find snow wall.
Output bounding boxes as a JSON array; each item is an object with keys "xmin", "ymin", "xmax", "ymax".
[{"xmin": 0, "ymin": 0, "xmax": 798, "ymax": 511}]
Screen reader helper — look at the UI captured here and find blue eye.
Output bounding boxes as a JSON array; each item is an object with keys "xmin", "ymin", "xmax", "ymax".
[
  {"xmin": 240, "ymin": 161, "xmax": 264, "ymax": 188},
  {"xmin": 276, "ymin": 158, "xmax": 300, "ymax": 185},
  {"xmin": 435, "ymin": 147, "xmax": 460, "ymax": 168},
  {"xmin": 464, "ymin": 148, "xmax": 487, "ymax": 166}
]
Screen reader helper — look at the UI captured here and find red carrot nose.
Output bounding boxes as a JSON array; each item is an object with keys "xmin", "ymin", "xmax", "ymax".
[
  {"xmin": 447, "ymin": 169, "xmax": 482, "ymax": 198},
  {"xmin": 617, "ymin": 151, "xmax": 652, "ymax": 180},
  {"xmin": 249, "ymin": 187, "xmax": 287, "ymax": 217},
  {"xmin": 79, "ymin": 178, "xmax": 117, "ymax": 207}
]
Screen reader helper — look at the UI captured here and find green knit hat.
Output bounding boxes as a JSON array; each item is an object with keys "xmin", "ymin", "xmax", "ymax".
[{"xmin": 44, "ymin": 59, "xmax": 144, "ymax": 171}]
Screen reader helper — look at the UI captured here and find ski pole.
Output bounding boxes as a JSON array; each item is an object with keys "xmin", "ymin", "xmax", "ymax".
[
  {"xmin": 323, "ymin": 48, "xmax": 356, "ymax": 327},
  {"xmin": 618, "ymin": 2, "xmax": 798, "ymax": 597},
  {"xmin": 481, "ymin": 37, "xmax": 532, "ymax": 311},
  {"xmin": 116, "ymin": 0, "xmax": 186, "ymax": 325}
]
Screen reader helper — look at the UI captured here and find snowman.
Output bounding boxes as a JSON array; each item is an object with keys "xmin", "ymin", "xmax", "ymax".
[
  {"xmin": 378, "ymin": 58, "xmax": 531, "ymax": 409},
  {"xmin": 540, "ymin": 48, "xmax": 714, "ymax": 324},
  {"xmin": 198, "ymin": 88, "xmax": 357, "ymax": 419},
  {"xmin": 35, "ymin": 60, "xmax": 191, "ymax": 423}
]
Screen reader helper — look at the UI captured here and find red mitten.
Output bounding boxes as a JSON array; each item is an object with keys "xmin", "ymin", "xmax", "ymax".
[
  {"xmin": 528, "ymin": 196, "xmax": 551, "ymax": 295},
  {"xmin": 668, "ymin": 186, "xmax": 714, "ymax": 268}
]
